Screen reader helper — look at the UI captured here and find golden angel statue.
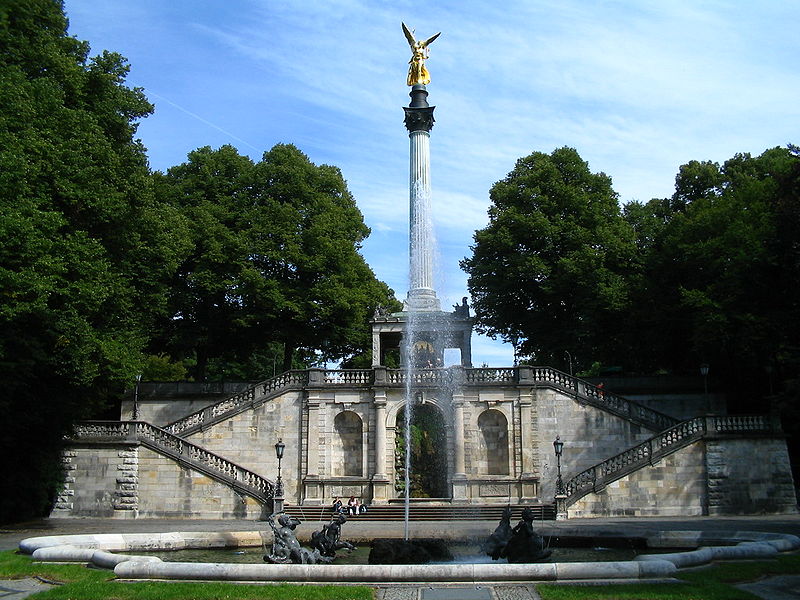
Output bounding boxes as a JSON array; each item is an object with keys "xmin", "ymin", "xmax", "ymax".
[{"xmin": 402, "ymin": 22, "xmax": 441, "ymax": 86}]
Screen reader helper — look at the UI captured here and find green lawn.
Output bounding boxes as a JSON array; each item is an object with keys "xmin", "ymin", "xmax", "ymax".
[
  {"xmin": 0, "ymin": 550, "xmax": 374, "ymax": 600},
  {"xmin": 537, "ymin": 553, "xmax": 800, "ymax": 600}
]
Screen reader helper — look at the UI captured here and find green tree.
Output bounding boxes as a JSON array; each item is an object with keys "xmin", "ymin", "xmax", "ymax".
[
  {"xmin": 0, "ymin": 0, "xmax": 185, "ymax": 522},
  {"xmin": 153, "ymin": 144, "xmax": 399, "ymax": 378},
  {"xmin": 461, "ymin": 147, "xmax": 639, "ymax": 370},
  {"xmin": 635, "ymin": 147, "xmax": 800, "ymax": 404}
]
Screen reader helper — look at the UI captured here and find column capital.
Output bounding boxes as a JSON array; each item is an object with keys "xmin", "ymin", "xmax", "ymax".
[{"xmin": 404, "ymin": 106, "xmax": 435, "ymax": 132}]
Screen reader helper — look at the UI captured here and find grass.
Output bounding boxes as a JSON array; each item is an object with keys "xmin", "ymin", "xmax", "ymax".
[
  {"xmin": 536, "ymin": 553, "xmax": 800, "ymax": 600},
  {"xmin": 0, "ymin": 550, "xmax": 374, "ymax": 600}
]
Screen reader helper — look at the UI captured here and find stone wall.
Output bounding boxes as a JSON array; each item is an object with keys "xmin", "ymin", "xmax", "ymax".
[
  {"xmin": 52, "ymin": 445, "xmax": 140, "ymax": 518},
  {"xmin": 121, "ymin": 397, "xmax": 222, "ymax": 427},
  {"xmin": 59, "ymin": 370, "xmax": 798, "ymax": 518},
  {"xmin": 53, "ymin": 444, "xmax": 264, "ymax": 519},
  {"xmin": 706, "ymin": 437, "xmax": 797, "ymax": 515},
  {"xmin": 186, "ymin": 390, "xmax": 305, "ymax": 503},
  {"xmin": 567, "ymin": 443, "xmax": 707, "ymax": 518},
  {"xmin": 136, "ymin": 447, "xmax": 262, "ymax": 519}
]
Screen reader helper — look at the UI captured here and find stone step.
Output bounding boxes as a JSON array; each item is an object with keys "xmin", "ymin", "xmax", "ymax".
[{"xmin": 283, "ymin": 503, "xmax": 556, "ymax": 522}]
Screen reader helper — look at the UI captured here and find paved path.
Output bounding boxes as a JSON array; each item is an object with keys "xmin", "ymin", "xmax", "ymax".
[
  {"xmin": 3, "ymin": 515, "xmax": 800, "ymax": 599},
  {"xmin": 0, "ymin": 578, "xmax": 54, "ymax": 600}
]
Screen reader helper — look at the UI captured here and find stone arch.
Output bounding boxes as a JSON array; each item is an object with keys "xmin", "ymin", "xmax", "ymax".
[
  {"xmin": 333, "ymin": 410, "xmax": 363, "ymax": 477},
  {"xmin": 478, "ymin": 409, "xmax": 510, "ymax": 475},
  {"xmin": 394, "ymin": 401, "xmax": 448, "ymax": 498}
]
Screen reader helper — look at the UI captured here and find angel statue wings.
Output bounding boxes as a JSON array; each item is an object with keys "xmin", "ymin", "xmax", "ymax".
[{"xmin": 402, "ymin": 22, "xmax": 441, "ymax": 86}]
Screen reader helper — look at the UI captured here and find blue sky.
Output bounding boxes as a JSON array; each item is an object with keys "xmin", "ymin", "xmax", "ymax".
[{"xmin": 63, "ymin": 1, "xmax": 800, "ymax": 366}]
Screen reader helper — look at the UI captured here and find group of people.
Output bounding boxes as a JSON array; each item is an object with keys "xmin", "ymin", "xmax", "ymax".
[{"xmin": 331, "ymin": 496, "xmax": 368, "ymax": 516}]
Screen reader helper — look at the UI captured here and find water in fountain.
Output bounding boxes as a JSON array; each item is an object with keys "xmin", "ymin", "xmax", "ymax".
[{"xmin": 400, "ymin": 309, "xmax": 422, "ymax": 540}]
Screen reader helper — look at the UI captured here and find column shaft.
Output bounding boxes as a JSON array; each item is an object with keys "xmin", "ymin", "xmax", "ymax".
[
  {"xmin": 453, "ymin": 398, "xmax": 466, "ymax": 475},
  {"xmin": 373, "ymin": 399, "xmax": 387, "ymax": 478}
]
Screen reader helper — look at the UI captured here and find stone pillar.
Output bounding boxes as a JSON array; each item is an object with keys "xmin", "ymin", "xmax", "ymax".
[
  {"xmin": 452, "ymin": 392, "xmax": 468, "ymax": 501},
  {"xmin": 403, "ymin": 84, "xmax": 440, "ymax": 311},
  {"xmin": 518, "ymin": 390, "xmax": 538, "ymax": 502},
  {"xmin": 372, "ymin": 330, "xmax": 381, "ymax": 367},
  {"xmin": 371, "ymin": 388, "xmax": 390, "ymax": 504},
  {"xmin": 302, "ymin": 394, "xmax": 322, "ymax": 505}
]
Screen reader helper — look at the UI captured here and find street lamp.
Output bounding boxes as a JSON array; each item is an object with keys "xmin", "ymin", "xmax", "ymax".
[
  {"xmin": 132, "ymin": 374, "xmax": 142, "ymax": 421},
  {"xmin": 700, "ymin": 364, "xmax": 710, "ymax": 413},
  {"xmin": 274, "ymin": 438, "xmax": 286, "ymax": 497},
  {"xmin": 553, "ymin": 435, "xmax": 565, "ymax": 495}
]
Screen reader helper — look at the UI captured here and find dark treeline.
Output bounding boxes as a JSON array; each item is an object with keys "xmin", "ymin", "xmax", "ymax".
[{"xmin": 0, "ymin": 0, "xmax": 398, "ymax": 523}]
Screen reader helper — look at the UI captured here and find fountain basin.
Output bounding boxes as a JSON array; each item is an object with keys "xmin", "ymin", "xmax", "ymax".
[{"xmin": 19, "ymin": 528, "xmax": 800, "ymax": 583}]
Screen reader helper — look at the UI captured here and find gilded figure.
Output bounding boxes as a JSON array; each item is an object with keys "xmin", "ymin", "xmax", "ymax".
[{"xmin": 402, "ymin": 22, "xmax": 441, "ymax": 86}]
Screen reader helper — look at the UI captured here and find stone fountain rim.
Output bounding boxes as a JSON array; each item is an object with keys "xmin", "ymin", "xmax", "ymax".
[{"xmin": 19, "ymin": 529, "xmax": 800, "ymax": 583}]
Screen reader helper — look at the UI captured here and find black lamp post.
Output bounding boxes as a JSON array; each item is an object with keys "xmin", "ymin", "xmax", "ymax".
[
  {"xmin": 553, "ymin": 435, "xmax": 565, "ymax": 495},
  {"xmin": 274, "ymin": 438, "xmax": 285, "ymax": 497},
  {"xmin": 132, "ymin": 374, "xmax": 142, "ymax": 421},
  {"xmin": 700, "ymin": 363, "xmax": 710, "ymax": 413}
]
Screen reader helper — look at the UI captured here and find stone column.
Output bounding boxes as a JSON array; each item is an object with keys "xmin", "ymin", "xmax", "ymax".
[
  {"xmin": 371, "ymin": 387, "xmax": 390, "ymax": 504},
  {"xmin": 451, "ymin": 391, "xmax": 468, "ymax": 501},
  {"xmin": 403, "ymin": 84, "xmax": 439, "ymax": 311},
  {"xmin": 518, "ymin": 389, "xmax": 538, "ymax": 502},
  {"xmin": 302, "ymin": 393, "xmax": 322, "ymax": 505}
]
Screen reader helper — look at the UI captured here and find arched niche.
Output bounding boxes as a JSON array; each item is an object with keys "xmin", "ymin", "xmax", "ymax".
[
  {"xmin": 333, "ymin": 410, "xmax": 363, "ymax": 477},
  {"xmin": 478, "ymin": 409, "xmax": 510, "ymax": 475}
]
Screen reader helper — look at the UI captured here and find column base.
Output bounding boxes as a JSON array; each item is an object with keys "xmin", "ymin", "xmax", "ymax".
[
  {"xmin": 451, "ymin": 474, "xmax": 468, "ymax": 502},
  {"xmin": 370, "ymin": 475, "xmax": 391, "ymax": 504},
  {"xmin": 403, "ymin": 289, "xmax": 441, "ymax": 311}
]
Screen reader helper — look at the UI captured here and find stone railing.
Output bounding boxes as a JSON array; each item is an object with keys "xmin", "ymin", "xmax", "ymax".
[
  {"xmin": 465, "ymin": 368, "xmax": 516, "ymax": 383},
  {"xmin": 563, "ymin": 415, "xmax": 779, "ymax": 505},
  {"xmin": 386, "ymin": 368, "xmax": 460, "ymax": 386},
  {"xmin": 72, "ymin": 421, "xmax": 276, "ymax": 506},
  {"xmin": 164, "ymin": 370, "xmax": 308, "ymax": 436},
  {"xmin": 161, "ymin": 366, "xmax": 676, "ymax": 439},
  {"xmin": 323, "ymin": 369, "xmax": 373, "ymax": 385},
  {"xmin": 523, "ymin": 366, "xmax": 679, "ymax": 432}
]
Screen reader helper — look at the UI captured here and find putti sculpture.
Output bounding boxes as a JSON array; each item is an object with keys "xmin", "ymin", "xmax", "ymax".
[
  {"xmin": 263, "ymin": 512, "xmax": 332, "ymax": 564},
  {"xmin": 310, "ymin": 513, "xmax": 357, "ymax": 558},
  {"xmin": 483, "ymin": 507, "xmax": 552, "ymax": 563}
]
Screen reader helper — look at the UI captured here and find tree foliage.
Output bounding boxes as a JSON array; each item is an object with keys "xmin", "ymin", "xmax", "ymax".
[
  {"xmin": 626, "ymin": 147, "xmax": 800, "ymax": 406},
  {"xmin": 461, "ymin": 147, "xmax": 639, "ymax": 370},
  {"xmin": 151, "ymin": 144, "xmax": 400, "ymax": 379},
  {"xmin": 0, "ymin": 0, "xmax": 186, "ymax": 522},
  {"xmin": 464, "ymin": 145, "xmax": 800, "ymax": 414}
]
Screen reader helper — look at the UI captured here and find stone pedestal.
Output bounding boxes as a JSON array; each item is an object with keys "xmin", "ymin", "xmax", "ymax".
[
  {"xmin": 370, "ymin": 476, "xmax": 391, "ymax": 504},
  {"xmin": 519, "ymin": 476, "xmax": 539, "ymax": 503},
  {"xmin": 451, "ymin": 474, "xmax": 468, "ymax": 502},
  {"xmin": 302, "ymin": 476, "xmax": 322, "ymax": 505},
  {"xmin": 555, "ymin": 494, "xmax": 568, "ymax": 520}
]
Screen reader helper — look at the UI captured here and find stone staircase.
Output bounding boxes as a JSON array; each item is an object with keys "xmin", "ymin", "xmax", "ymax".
[
  {"xmin": 283, "ymin": 502, "xmax": 556, "ymax": 522},
  {"xmin": 71, "ymin": 421, "xmax": 277, "ymax": 513},
  {"xmin": 562, "ymin": 414, "xmax": 780, "ymax": 507}
]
